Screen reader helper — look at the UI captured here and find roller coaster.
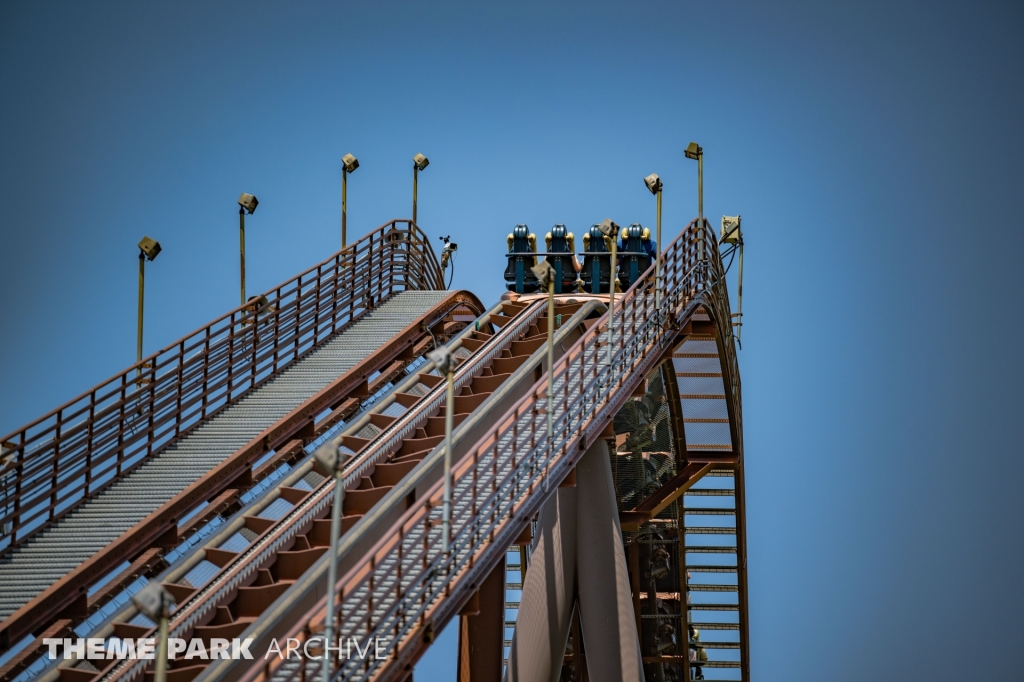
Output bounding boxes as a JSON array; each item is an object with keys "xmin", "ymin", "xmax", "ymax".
[{"xmin": 0, "ymin": 215, "xmax": 747, "ymax": 682}]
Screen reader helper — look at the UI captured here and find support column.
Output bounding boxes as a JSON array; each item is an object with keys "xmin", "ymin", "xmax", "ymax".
[
  {"xmin": 504, "ymin": 485, "xmax": 577, "ymax": 682},
  {"xmin": 457, "ymin": 558, "xmax": 507, "ymax": 682},
  {"xmin": 575, "ymin": 440, "xmax": 645, "ymax": 682},
  {"xmin": 503, "ymin": 440, "xmax": 643, "ymax": 682}
]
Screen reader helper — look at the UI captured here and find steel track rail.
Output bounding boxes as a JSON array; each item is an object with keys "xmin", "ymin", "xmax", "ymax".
[
  {"xmin": 234, "ymin": 219, "xmax": 745, "ymax": 682},
  {"xmin": 194, "ymin": 300, "xmax": 604, "ymax": 682},
  {"xmin": 0, "ymin": 221, "xmax": 443, "ymax": 560},
  {"xmin": 0, "ymin": 291, "xmax": 483, "ymax": 677},
  {"xmin": 10, "ymin": 299, "xmax": 506, "ymax": 682},
  {"xmin": 93, "ymin": 300, "xmax": 552, "ymax": 682}
]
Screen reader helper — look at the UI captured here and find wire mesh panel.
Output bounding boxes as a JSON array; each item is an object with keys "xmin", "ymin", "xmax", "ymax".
[{"xmin": 610, "ymin": 364, "xmax": 689, "ymax": 682}]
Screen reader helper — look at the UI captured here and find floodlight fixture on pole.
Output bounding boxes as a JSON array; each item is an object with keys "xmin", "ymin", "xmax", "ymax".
[
  {"xmin": 131, "ymin": 581, "xmax": 175, "ymax": 682},
  {"xmin": 684, "ymin": 142, "xmax": 704, "ymax": 262},
  {"xmin": 597, "ymin": 219, "xmax": 619, "ymax": 371},
  {"xmin": 439, "ymin": 236, "xmax": 457, "ymax": 289},
  {"xmin": 531, "ymin": 259, "xmax": 557, "ymax": 493},
  {"xmin": 238, "ymin": 193, "xmax": 258, "ymax": 307},
  {"xmin": 722, "ymin": 215, "xmax": 745, "ymax": 345},
  {"xmin": 428, "ymin": 345, "xmax": 455, "ymax": 553},
  {"xmin": 412, "ymin": 153, "xmax": 429, "ymax": 226},
  {"xmin": 311, "ymin": 437, "xmax": 348, "ymax": 681},
  {"xmin": 645, "ymin": 173, "xmax": 664, "ymax": 309},
  {"xmin": 136, "ymin": 237, "xmax": 161, "ymax": 386},
  {"xmin": 246, "ymin": 294, "xmax": 270, "ymax": 313},
  {"xmin": 341, "ymin": 154, "xmax": 359, "ymax": 249}
]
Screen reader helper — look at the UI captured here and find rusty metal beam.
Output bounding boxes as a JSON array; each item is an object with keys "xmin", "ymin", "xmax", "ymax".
[
  {"xmin": 619, "ymin": 462, "xmax": 713, "ymax": 532},
  {"xmin": 0, "ymin": 290, "xmax": 482, "ymax": 653}
]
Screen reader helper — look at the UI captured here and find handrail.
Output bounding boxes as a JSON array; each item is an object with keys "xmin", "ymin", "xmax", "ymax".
[
  {"xmin": 0, "ymin": 220, "xmax": 443, "ymax": 553},
  {"xmin": 243, "ymin": 218, "xmax": 741, "ymax": 682},
  {"xmin": 95, "ymin": 301, "xmax": 548, "ymax": 682}
]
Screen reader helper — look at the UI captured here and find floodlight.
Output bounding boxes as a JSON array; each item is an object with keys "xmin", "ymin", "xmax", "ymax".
[
  {"xmin": 342, "ymin": 153, "xmax": 359, "ymax": 173},
  {"xmin": 313, "ymin": 439, "xmax": 344, "ymax": 476},
  {"xmin": 131, "ymin": 581, "xmax": 175, "ymax": 621},
  {"xmin": 597, "ymin": 218, "xmax": 619, "ymax": 237},
  {"xmin": 238, "ymin": 193, "xmax": 259, "ymax": 214},
  {"xmin": 138, "ymin": 236, "xmax": 162, "ymax": 261},
  {"xmin": 531, "ymin": 259, "xmax": 555, "ymax": 287},
  {"xmin": 721, "ymin": 215, "xmax": 742, "ymax": 244},
  {"xmin": 246, "ymin": 294, "xmax": 272, "ymax": 315},
  {"xmin": 684, "ymin": 142, "xmax": 702, "ymax": 160},
  {"xmin": 413, "ymin": 153, "xmax": 430, "ymax": 171},
  {"xmin": 644, "ymin": 173, "xmax": 662, "ymax": 194},
  {"xmin": 428, "ymin": 346, "xmax": 454, "ymax": 375}
]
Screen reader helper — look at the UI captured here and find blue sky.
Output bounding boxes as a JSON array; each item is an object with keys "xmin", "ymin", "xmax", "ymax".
[{"xmin": 1, "ymin": 2, "xmax": 1022, "ymax": 679}]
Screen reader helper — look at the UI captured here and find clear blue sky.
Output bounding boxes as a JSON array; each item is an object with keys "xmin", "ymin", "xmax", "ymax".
[{"xmin": 1, "ymin": 2, "xmax": 1022, "ymax": 680}]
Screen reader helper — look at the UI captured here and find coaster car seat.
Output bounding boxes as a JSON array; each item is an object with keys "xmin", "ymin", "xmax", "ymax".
[
  {"xmin": 543, "ymin": 224, "xmax": 579, "ymax": 294},
  {"xmin": 504, "ymin": 224, "xmax": 539, "ymax": 293},
  {"xmin": 618, "ymin": 223, "xmax": 652, "ymax": 291}
]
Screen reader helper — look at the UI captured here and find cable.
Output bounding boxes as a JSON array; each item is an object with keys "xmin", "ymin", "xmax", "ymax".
[
  {"xmin": 446, "ymin": 251, "xmax": 456, "ymax": 289},
  {"xmin": 721, "ymin": 245, "xmax": 737, "ymax": 276}
]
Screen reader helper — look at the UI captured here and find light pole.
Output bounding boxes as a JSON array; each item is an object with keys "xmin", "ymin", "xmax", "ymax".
[
  {"xmin": 597, "ymin": 219, "xmax": 620, "ymax": 371},
  {"xmin": 427, "ymin": 346, "xmax": 456, "ymax": 553},
  {"xmin": 341, "ymin": 154, "xmax": 359, "ymax": 248},
  {"xmin": 131, "ymin": 581, "xmax": 175, "ymax": 682},
  {"xmin": 412, "ymin": 153, "xmax": 429, "ymax": 226},
  {"xmin": 531, "ymin": 259, "xmax": 556, "ymax": 492},
  {"xmin": 644, "ymin": 173, "xmax": 663, "ymax": 308},
  {"xmin": 238, "ymin": 193, "xmax": 258, "ymax": 307},
  {"xmin": 312, "ymin": 440, "xmax": 347, "ymax": 681},
  {"xmin": 684, "ymin": 142, "xmax": 704, "ymax": 263},
  {"xmin": 721, "ymin": 215, "xmax": 744, "ymax": 344},
  {"xmin": 136, "ymin": 237, "xmax": 162, "ymax": 385}
]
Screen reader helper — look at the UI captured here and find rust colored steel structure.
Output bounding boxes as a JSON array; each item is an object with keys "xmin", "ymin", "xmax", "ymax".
[
  {"xmin": 85, "ymin": 300, "xmax": 585, "ymax": 682},
  {"xmin": 229, "ymin": 217, "xmax": 747, "ymax": 682},
  {"xmin": 0, "ymin": 221, "xmax": 455, "ymax": 650}
]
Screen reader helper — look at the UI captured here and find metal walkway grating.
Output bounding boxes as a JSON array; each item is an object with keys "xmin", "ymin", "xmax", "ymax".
[{"xmin": 0, "ymin": 291, "xmax": 448, "ymax": 621}]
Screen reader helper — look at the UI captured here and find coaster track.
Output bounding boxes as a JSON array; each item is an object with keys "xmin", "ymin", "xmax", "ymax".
[{"xmin": 1, "ymin": 217, "xmax": 747, "ymax": 682}]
